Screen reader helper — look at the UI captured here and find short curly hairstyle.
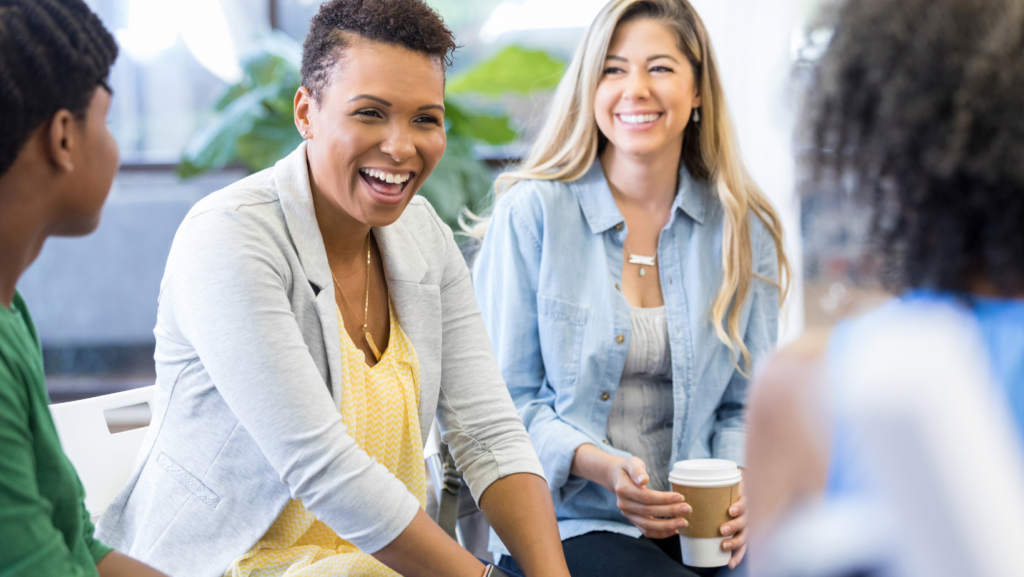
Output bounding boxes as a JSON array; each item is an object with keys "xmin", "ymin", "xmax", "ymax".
[
  {"xmin": 801, "ymin": 0, "xmax": 1024, "ymax": 295},
  {"xmin": 0, "ymin": 0, "xmax": 117, "ymax": 175},
  {"xmin": 301, "ymin": 0, "xmax": 457, "ymax": 103}
]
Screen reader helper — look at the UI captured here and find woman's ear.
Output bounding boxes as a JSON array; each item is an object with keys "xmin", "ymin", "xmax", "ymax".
[
  {"xmin": 46, "ymin": 109, "xmax": 77, "ymax": 173},
  {"xmin": 692, "ymin": 90, "xmax": 702, "ymax": 110},
  {"xmin": 294, "ymin": 86, "xmax": 314, "ymax": 139}
]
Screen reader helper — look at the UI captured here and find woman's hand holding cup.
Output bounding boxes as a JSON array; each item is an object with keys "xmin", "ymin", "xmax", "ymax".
[
  {"xmin": 719, "ymin": 477, "xmax": 747, "ymax": 569},
  {"xmin": 608, "ymin": 457, "xmax": 691, "ymax": 539}
]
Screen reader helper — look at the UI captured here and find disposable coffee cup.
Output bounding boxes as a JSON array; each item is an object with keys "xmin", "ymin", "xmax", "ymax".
[{"xmin": 668, "ymin": 459, "xmax": 742, "ymax": 568}]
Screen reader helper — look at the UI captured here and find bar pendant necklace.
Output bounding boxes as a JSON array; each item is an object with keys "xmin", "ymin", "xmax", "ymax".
[{"xmin": 625, "ymin": 242, "xmax": 657, "ymax": 277}]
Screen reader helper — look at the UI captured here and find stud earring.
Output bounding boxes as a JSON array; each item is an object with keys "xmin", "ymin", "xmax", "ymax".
[
  {"xmin": 692, "ymin": 108, "xmax": 701, "ymax": 123},
  {"xmin": 301, "ymin": 130, "xmax": 308, "ymax": 138}
]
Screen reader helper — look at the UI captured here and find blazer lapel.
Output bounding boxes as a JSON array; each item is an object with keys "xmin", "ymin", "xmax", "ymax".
[
  {"xmin": 375, "ymin": 220, "xmax": 442, "ymax": 442},
  {"xmin": 274, "ymin": 143, "xmax": 344, "ymax": 409}
]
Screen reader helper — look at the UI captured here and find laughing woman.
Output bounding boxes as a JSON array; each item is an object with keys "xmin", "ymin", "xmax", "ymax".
[
  {"xmin": 471, "ymin": 1, "xmax": 790, "ymax": 575},
  {"xmin": 95, "ymin": 2, "xmax": 569, "ymax": 577}
]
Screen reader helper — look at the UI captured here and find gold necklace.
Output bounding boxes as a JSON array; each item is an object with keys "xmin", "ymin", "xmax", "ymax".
[{"xmin": 331, "ymin": 233, "xmax": 382, "ymax": 361}]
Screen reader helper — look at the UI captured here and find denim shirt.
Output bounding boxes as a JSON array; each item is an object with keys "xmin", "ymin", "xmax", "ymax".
[{"xmin": 473, "ymin": 160, "xmax": 780, "ymax": 551}]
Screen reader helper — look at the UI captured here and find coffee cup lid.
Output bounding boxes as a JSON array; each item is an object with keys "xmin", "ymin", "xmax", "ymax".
[{"xmin": 668, "ymin": 459, "xmax": 742, "ymax": 487}]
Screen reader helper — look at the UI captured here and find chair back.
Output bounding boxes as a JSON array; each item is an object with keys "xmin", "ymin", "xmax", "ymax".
[{"xmin": 49, "ymin": 386, "xmax": 155, "ymax": 517}]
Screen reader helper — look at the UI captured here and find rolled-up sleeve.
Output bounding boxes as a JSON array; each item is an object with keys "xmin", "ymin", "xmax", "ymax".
[
  {"xmin": 712, "ymin": 221, "xmax": 781, "ymax": 467},
  {"xmin": 472, "ymin": 192, "xmax": 594, "ymax": 503},
  {"xmin": 419, "ymin": 201, "xmax": 546, "ymax": 503},
  {"xmin": 164, "ymin": 207, "xmax": 420, "ymax": 554}
]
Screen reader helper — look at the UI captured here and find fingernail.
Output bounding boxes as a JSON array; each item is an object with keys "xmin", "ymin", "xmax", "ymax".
[
  {"xmin": 730, "ymin": 507, "xmax": 738, "ymax": 516},
  {"xmin": 723, "ymin": 541, "xmax": 732, "ymax": 551},
  {"xmin": 722, "ymin": 525, "xmax": 732, "ymax": 535}
]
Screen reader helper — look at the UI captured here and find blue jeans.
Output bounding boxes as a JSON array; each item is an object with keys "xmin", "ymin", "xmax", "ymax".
[{"xmin": 497, "ymin": 531, "xmax": 732, "ymax": 577}]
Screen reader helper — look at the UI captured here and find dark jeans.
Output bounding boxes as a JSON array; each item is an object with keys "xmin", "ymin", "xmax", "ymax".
[{"xmin": 497, "ymin": 531, "xmax": 733, "ymax": 577}]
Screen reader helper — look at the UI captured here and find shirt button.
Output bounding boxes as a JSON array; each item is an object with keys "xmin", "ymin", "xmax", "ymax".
[
  {"xmin": 614, "ymin": 223, "xmax": 624, "ymax": 232},
  {"xmin": 601, "ymin": 439, "xmax": 610, "ymax": 445},
  {"xmin": 616, "ymin": 334, "xmax": 625, "ymax": 344},
  {"xmin": 600, "ymin": 392, "xmax": 611, "ymax": 401}
]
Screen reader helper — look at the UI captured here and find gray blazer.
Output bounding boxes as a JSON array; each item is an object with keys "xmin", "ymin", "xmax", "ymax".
[{"xmin": 96, "ymin": 143, "xmax": 544, "ymax": 577}]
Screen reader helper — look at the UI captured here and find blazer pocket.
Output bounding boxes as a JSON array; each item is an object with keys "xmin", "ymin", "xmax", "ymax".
[
  {"xmin": 537, "ymin": 294, "xmax": 588, "ymax": 390},
  {"xmin": 156, "ymin": 452, "xmax": 221, "ymax": 508}
]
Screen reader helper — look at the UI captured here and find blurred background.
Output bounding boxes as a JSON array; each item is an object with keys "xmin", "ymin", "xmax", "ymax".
[{"xmin": 19, "ymin": 0, "xmax": 884, "ymax": 401}]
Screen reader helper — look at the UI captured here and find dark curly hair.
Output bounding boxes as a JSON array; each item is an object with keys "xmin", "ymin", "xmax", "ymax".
[
  {"xmin": 801, "ymin": 0, "xmax": 1024, "ymax": 295},
  {"xmin": 0, "ymin": 0, "xmax": 117, "ymax": 176},
  {"xmin": 301, "ymin": 0, "xmax": 458, "ymax": 103}
]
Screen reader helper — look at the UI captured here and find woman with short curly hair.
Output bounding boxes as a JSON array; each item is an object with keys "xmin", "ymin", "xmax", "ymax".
[
  {"xmin": 746, "ymin": 0, "xmax": 1024, "ymax": 572},
  {"xmin": 96, "ymin": 1, "xmax": 570, "ymax": 576}
]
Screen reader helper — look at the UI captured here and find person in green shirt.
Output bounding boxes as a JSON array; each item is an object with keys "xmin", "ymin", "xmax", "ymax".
[{"xmin": 0, "ymin": 1, "xmax": 169, "ymax": 575}]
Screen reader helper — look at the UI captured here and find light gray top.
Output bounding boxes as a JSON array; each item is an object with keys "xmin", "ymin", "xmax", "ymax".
[
  {"xmin": 606, "ymin": 306, "xmax": 674, "ymax": 492},
  {"xmin": 95, "ymin": 143, "xmax": 544, "ymax": 577}
]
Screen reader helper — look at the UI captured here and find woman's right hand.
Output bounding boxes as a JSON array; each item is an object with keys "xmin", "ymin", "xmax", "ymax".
[
  {"xmin": 571, "ymin": 445, "xmax": 690, "ymax": 539},
  {"xmin": 607, "ymin": 457, "xmax": 691, "ymax": 539}
]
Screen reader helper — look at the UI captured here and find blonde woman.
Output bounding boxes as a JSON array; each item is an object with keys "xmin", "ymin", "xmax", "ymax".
[{"xmin": 471, "ymin": 0, "xmax": 789, "ymax": 574}]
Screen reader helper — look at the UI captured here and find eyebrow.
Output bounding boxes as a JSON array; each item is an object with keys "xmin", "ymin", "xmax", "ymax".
[
  {"xmin": 350, "ymin": 94, "xmax": 392, "ymax": 106},
  {"xmin": 349, "ymin": 94, "xmax": 445, "ymax": 113},
  {"xmin": 605, "ymin": 54, "xmax": 681, "ymax": 63}
]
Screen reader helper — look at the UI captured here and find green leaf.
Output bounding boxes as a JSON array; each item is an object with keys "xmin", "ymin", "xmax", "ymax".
[
  {"xmin": 178, "ymin": 85, "xmax": 278, "ymax": 178},
  {"xmin": 236, "ymin": 113, "xmax": 304, "ymax": 173},
  {"xmin": 418, "ymin": 135, "xmax": 495, "ymax": 229},
  {"xmin": 448, "ymin": 46, "xmax": 565, "ymax": 96},
  {"xmin": 215, "ymin": 83, "xmax": 250, "ymax": 111},
  {"xmin": 445, "ymin": 99, "xmax": 517, "ymax": 144}
]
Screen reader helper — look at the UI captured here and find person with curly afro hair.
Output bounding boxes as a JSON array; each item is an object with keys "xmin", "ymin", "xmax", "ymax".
[
  {"xmin": 0, "ymin": 0, "xmax": 169, "ymax": 575},
  {"xmin": 744, "ymin": 0, "xmax": 1024, "ymax": 574},
  {"xmin": 95, "ymin": 1, "xmax": 570, "ymax": 576}
]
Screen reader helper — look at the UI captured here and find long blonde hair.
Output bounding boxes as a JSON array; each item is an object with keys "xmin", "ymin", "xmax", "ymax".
[{"xmin": 469, "ymin": 0, "xmax": 790, "ymax": 370}]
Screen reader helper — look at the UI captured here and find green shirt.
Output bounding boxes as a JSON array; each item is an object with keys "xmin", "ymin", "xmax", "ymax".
[{"xmin": 0, "ymin": 292, "xmax": 111, "ymax": 576}]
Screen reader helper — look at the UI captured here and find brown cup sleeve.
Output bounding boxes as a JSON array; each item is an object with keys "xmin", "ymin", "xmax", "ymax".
[{"xmin": 671, "ymin": 482, "xmax": 739, "ymax": 539}]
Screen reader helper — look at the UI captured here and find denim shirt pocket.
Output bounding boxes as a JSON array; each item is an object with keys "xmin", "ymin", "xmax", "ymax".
[{"xmin": 537, "ymin": 294, "xmax": 589, "ymax": 390}]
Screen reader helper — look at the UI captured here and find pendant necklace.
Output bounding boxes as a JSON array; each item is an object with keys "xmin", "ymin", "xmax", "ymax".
[
  {"xmin": 331, "ymin": 233, "xmax": 382, "ymax": 361},
  {"xmin": 624, "ymin": 241, "xmax": 657, "ymax": 277}
]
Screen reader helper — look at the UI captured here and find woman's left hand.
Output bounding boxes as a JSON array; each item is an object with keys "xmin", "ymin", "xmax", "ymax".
[{"xmin": 719, "ymin": 477, "xmax": 747, "ymax": 569}]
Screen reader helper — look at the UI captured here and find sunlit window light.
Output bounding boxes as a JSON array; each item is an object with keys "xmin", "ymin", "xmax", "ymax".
[
  {"xmin": 115, "ymin": 0, "xmax": 243, "ymax": 84},
  {"xmin": 479, "ymin": 0, "xmax": 608, "ymax": 43}
]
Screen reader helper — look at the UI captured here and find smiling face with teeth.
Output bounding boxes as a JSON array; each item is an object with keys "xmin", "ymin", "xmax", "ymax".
[
  {"xmin": 595, "ymin": 18, "xmax": 701, "ymax": 162},
  {"xmin": 294, "ymin": 35, "xmax": 447, "ymax": 230}
]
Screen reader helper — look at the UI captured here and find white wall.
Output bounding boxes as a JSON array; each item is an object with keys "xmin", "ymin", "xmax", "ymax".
[{"xmin": 690, "ymin": 0, "xmax": 806, "ymax": 344}]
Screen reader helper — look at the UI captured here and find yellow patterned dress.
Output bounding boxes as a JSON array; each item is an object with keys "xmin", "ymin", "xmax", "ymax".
[{"xmin": 225, "ymin": 304, "xmax": 426, "ymax": 577}]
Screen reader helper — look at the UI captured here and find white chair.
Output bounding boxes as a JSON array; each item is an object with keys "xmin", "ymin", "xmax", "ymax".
[
  {"xmin": 425, "ymin": 420, "xmax": 466, "ymax": 545},
  {"xmin": 49, "ymin": 386, "xmax": 155, "ymax": 519}
]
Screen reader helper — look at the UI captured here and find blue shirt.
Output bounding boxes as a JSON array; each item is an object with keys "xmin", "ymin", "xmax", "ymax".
[
  {"xmin": 473, "ymin": 160, "xmax": 780, "ymax": 549},
  {"xmin": 828, "ymin": 292, "xmax": 1024, "ymax": 495},
  {"xmin": 821, "ymin": 292, "xmax": 1024, "ymax": 574}
]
